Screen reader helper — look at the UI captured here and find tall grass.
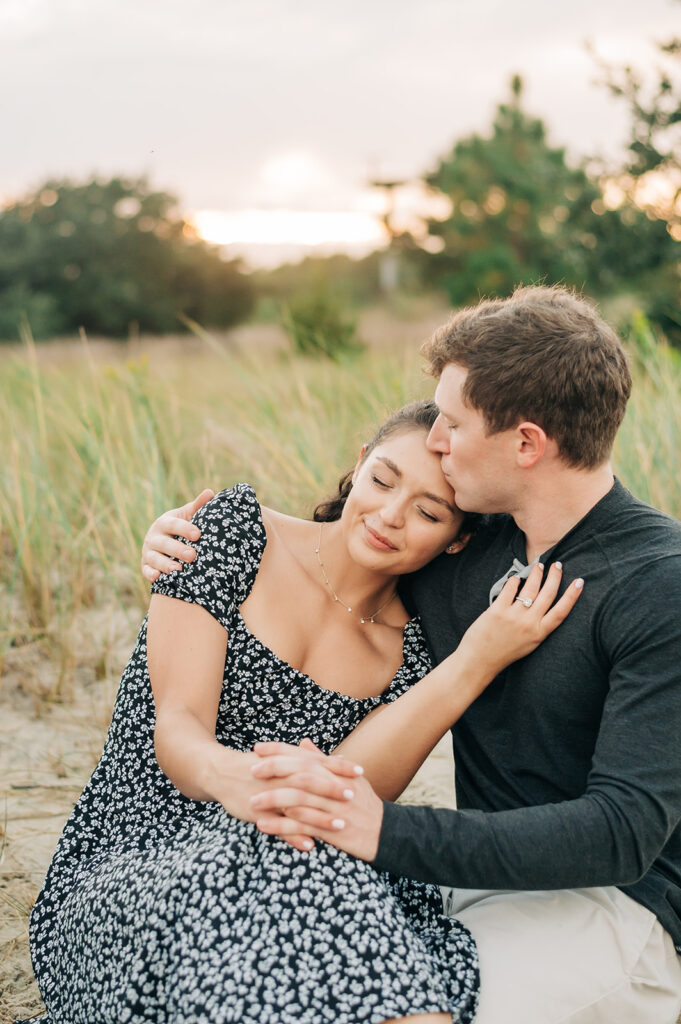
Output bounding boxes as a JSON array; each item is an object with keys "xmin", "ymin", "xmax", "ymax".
[
  {"xmin": 1, "ymin": 315, "xmax": 680, "ymax": 704},
  {"xmin": 0, "ymin": 333, "xmax": 428, "ymax": 700}
]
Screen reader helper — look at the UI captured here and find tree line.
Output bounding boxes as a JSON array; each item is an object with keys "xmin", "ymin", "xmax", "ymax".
[{"xmin": 0, "ymin": 39, "xmax": 678, "ymax": 343}]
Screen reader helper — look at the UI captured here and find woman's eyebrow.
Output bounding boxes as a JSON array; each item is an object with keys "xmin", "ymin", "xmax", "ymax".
[
  {"xmin": 375, "ymin": 456, "xmax": 457, "ymax": 513},
  {"xmin": 376, "ymin": 456, "xmax": 401, "ymax": 476}
]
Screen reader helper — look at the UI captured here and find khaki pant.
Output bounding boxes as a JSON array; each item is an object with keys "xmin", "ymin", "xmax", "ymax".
[{"xmin": 441, "ymin": 885, "xmax": 681, "ymax": 1024}]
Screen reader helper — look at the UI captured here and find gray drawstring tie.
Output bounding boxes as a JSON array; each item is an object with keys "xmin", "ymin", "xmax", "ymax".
[{"xmin": 488, "ymin": 556, "xmax": 539, "ymax": 605}]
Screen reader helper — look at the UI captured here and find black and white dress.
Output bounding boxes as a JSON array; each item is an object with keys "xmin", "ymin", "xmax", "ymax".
[{"xmin": 23, "ymin": 485, "xmax": 479, "ymax": 1024}]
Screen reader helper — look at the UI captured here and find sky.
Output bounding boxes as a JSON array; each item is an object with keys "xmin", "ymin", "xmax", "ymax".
[{"xmin": 1, "ymin": 0, "xmax": 679, "ymax": 265}]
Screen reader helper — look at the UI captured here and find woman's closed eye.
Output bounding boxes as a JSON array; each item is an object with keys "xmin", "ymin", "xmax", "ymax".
[
  {"xmin": 418, "ymin": 507, "xmax": 440, "ymax": 523},
  {"xmin": 372, "ymin": 475, "xmax": 390, "ymax": 489}
]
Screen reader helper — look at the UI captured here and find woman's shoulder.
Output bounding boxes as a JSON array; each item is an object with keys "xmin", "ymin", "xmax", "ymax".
[
  {"xmin": 150, "ymin": 483, "xmax": 267, "ymax": 614},
  {"xmin": 193, "ymin": 482, "xmax": 265, "ymax": 543},
  {"xmin": 171, "ymin": 482, "xmax": 267, "ymax": 578}
]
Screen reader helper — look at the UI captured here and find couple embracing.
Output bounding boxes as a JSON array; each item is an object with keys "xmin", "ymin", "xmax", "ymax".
[{"xmin": 22, "ymin": 285, "xmax": 681, "ymax": 1024}]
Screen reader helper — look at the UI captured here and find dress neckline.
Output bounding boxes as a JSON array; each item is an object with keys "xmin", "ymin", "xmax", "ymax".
[
  {"xmin": 235, "ymin": 483, "xmax": 421, "ymax": 704},
  {"xmin": 234, "ymin": 611, "xmax": 420, "ymax": 705}
]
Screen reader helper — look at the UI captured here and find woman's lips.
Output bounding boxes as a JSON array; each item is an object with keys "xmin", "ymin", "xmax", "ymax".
[{"xmin": 364, "ymin": 523, "xmax": 398, "ymax": 551}]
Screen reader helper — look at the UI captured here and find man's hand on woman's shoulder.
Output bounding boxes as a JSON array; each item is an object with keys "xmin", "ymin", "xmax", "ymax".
[{"xmin": 141, "ymin": 488, "xmax": 214, "ymax": 582}]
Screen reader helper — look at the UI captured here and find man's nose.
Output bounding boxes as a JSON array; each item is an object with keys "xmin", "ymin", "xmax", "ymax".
[{"xmin": 427, "ymin": 416, "xmax": 449, "ymax": 454}]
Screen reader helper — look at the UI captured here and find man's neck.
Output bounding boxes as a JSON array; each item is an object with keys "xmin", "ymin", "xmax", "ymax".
[{"xmin": 512, "ymin": 463, "xmax": 615, "ymax": 564}]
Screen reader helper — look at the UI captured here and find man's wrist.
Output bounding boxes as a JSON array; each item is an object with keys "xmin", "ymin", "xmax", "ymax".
[{"xmin": 369, "ymin": 799, "xmax": 393, "ymax": 866}]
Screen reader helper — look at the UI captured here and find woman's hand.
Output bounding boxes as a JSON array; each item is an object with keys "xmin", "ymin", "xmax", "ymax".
[
  {"xmin": 458, "ymin": 561, "xmax": 583, "ymax": 679},
  {"xmin": 212, "ymin": 743, "xmax": 357, "ymax": 853},
  {"xmin": 141, "ymin": 489, "xmax": 214, "ymax": 582}
]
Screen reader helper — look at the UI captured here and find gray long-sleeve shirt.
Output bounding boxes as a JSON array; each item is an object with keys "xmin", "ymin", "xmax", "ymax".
[{"xmin": 376, "ymin": 480, "xmax": 681, "ymax": 949}]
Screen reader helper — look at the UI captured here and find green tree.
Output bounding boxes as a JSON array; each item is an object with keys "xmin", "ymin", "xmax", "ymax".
[
  {"xmin": 593, "ymin": 31, "xmax": 681, "ymax": 340},
  {"xmin": 0, "ymin": 177, "xmax": 253, "ymax": 340},
  {"xmin": 419, "ymin": 77, "xmax": 672, "ymax": 307},
  {"xmin": 595, "ymin": 36, "xmax": 681, "ymax": 231}
]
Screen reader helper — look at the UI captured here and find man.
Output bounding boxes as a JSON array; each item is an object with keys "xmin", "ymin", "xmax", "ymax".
[{"xmin": 143, "ymin": 286, "xmax": 681, "ymax": 1023}]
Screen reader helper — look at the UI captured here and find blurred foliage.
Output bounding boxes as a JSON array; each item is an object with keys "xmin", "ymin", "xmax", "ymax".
[
  {"xmin": 592, "ymin": 29, "xmax": 681, "ymax": 342},
  {"xmin": 417, "ymin": 77, "xmax": 676, "ymax": 314},
  {"xmin": 594, "ymin": 34, "xmax": 681, "ymax": 226},
  {"xmin": 253, "ymin": 252, "xmax": 384, "ymax": 318},
  {"xmin": 281, "ymin": 291, "xmax": 364, "ymax": 360},
  {"xmin": 1, "ymin": 50, "xmax": 679, "ymax": 348},
  {"xmin": 0, "ymin": 177, "xmax": 253, "ymax": 341}
]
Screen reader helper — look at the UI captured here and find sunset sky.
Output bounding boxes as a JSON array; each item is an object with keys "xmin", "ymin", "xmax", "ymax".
[{"xmin": 1, "ymin": 0, "xmax": 678, "ymax": 265}]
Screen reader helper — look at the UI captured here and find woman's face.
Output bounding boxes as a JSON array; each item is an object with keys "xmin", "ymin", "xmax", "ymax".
[{"xmin": 341, "ymin": 427, "xmax": 466, "ymax": 575}]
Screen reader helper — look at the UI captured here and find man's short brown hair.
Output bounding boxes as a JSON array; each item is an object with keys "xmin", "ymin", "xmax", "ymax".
[{"xmin": 422, "ymin": 285, "xmax": 632, "ymax": 469}]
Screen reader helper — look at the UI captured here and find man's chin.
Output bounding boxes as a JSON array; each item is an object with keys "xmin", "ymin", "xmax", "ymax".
[{"xmin": 446, "ymin": 487, "xmax": 479, "ymax": 514}]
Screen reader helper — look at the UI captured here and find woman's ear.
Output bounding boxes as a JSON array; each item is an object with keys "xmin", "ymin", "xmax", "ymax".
[
  {"xmin": 351, "ymin": 444, "xmax": 369, "ymax": 485},
  {"xmin": 445, "ymin": 532, "xmax": 472, "ymax": 555}
]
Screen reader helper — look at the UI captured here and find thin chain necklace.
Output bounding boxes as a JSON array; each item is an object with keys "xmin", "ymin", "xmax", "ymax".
[{"xmin": 315, "ymin": 522, "xmax": 398, "ymax": 625}]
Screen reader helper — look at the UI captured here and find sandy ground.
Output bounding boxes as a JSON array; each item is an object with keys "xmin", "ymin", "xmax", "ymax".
[{"xmin": 0, "ymin": 612, "xmax": 456, "ymax": 1023}]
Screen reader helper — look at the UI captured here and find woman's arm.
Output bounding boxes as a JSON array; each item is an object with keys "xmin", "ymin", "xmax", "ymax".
[
  {"xmin": 253, "ymin": 564, "xmax": 583, "ymax": 802},
  {"xmin": 148, "ymin": 594, "xmax": 278, "ymax": 824}
]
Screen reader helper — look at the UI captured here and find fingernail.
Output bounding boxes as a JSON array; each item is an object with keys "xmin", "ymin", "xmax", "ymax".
[
  {"xmin": 554, "ymin": 561, "xmax": 562, "ymax": 570},
  {"xmin": 302, "ymin": 839, "xmax": 313, "ymax": 851},
  {"xmin": 331, "ymin": 818, "xmax": 346, "ymax": 830},
  {"xmin": 343, "ymin": 789, "xmax": 354, "ymax": 800},
  {"xmin": 574, "ymin": 578, "xmax": 584, "ymax": 589},
  {"xmin": 353, "ymin": 765, "xmax": 364, "ymax": 776},
  {"xmin": 250, "ymin": 764, "xmax": 261, "ymax": 774},
  {"xmin": 537, "ymin": 562, "xmax": 544, "ymax": 571}
]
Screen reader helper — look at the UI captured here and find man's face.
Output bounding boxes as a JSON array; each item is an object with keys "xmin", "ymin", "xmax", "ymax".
[{"xmin": 428, "ymin": 363, "xmax": 519, "ymax": 514}]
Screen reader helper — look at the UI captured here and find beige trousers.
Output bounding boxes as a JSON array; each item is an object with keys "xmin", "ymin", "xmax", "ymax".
[{"xmin": 441, "ymin": 885, "xmax": 681, "ymax": 1024}]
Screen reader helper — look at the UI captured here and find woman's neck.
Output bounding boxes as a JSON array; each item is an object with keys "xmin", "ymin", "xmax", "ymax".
[{"xmin": 315, "ymin": 519, "xmax": 399, "ymax": 623}]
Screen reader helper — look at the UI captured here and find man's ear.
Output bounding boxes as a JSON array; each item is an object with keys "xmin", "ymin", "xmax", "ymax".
[
  {"xmin": 351, "ymin": 443, "xmax": 369, "ymax": 485},
  {"xmin": 515, "ymin": 422, "xmax": 547, "ymax": 468},
  {"xmin": 445, "ymin": 532, "xmax": 472, "ymax": 555}
]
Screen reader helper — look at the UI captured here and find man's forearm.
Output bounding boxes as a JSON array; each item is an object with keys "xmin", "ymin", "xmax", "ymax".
[{"xmin": 373, "ymin": 791, "xmax": 671, "ymax": 890}]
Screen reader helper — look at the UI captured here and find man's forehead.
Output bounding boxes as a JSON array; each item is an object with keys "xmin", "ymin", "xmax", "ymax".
[{"xmin": 434, "ymin": 364, "xmax": 468, "ymax": 412}]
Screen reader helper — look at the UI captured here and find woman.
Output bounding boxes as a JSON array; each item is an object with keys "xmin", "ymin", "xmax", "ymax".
[{"xmin": 23, "ymin": 401, "xmax": 581, "ymax": 1024}]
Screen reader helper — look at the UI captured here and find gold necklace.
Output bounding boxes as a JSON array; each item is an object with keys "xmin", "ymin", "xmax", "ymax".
[{"xmin": 315, "ymin": 522, "xmax": 398, "ymax": 625}]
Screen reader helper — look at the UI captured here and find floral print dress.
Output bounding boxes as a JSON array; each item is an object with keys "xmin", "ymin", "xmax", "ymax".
[{"xmin": 21, "ymin": 485, "xmax": 479, "ymax": 1024}]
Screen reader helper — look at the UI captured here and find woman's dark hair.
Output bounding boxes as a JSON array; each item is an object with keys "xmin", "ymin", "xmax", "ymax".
[{"xmin": 312, "ymin": 398, "xmax": 481, "ymax": 538}]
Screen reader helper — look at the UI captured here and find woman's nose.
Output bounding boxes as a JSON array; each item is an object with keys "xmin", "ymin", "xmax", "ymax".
[
  {"xmin": 426, "ymin": 416, "xmax": 449, "ymax": 454},
  {"xmin": 380, "ymin": 498, "xmax": 406, "ymax": 528}
]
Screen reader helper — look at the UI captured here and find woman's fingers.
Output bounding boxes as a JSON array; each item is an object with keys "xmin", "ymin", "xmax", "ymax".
[
  {"xmin": 538, "ymin": 577, "xmax": 584, "ymax": 635},
  {"xmin": 252, "ymin": 755, "xmax": 361, "ymax": 780},
  {"xmin": 513, "ymin": 561, "xmax": 545, "ymax": 604},
  {"xmin": 256, "ymin": 814, "xmax": 318, "ymax": 839},
  {"xmin": 283, "ymin": 835, "xmax": 316, "ymax": 852},
  {"xmin": 251, "ymin": 772, "xmax": 355, "ymax": 809},
  {"xmin": 494, "ymin": 574, "xmax": 522, "ymax": 606},
  {"xmin": 507, "ymin": 561, "xmax": 584, "ymax": 636},
  {"xmin": 253, "ymin": 741, "xmax": 363, "ymax": 779},
  {"xmin": 285, "ymin": 805, "xmax": 347, "ymax": 832},
  {"xmin": 253, "ymin": 741, "xmax": 312, "ymax": 758},
  {"xmin": 300, "ymin": 737, "xmax": 322, "ymax": 754},
  {"xmin": 525, "ymin": 561, "xmax": 562, "ymax": 614}
]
